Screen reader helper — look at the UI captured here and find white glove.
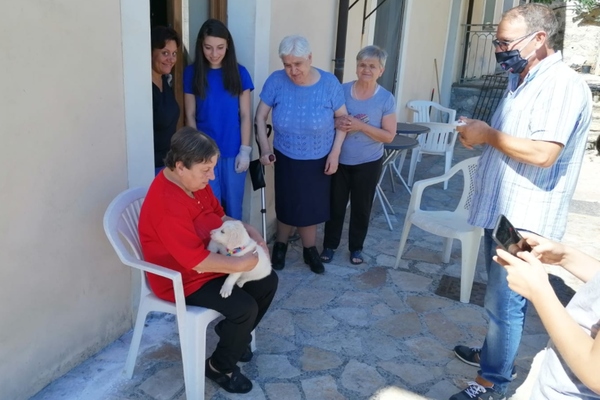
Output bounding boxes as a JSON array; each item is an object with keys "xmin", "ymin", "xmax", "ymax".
[{"xmin": 235, "ymin": 145, "xmax": 252, "ymax": 173}]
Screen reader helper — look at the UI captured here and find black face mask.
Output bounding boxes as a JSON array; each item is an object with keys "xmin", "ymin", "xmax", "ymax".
[
  {"xmin": 494, "ymin": 35, "xmax": 537, "ymax": 74},
  {"xmin": 495, "ymin": 50, "xmax": 529, "ymax": 74}
]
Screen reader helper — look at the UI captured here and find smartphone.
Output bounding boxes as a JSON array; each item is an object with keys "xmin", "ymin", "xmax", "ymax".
[{"xmin": 492, "ymin": 214, "xmax": 532, "ymax": 255}]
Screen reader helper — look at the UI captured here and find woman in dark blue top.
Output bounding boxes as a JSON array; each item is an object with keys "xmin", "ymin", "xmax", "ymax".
[{"xmin": 151, "ymin": 26, "xmax": 181, "ymax": 175}]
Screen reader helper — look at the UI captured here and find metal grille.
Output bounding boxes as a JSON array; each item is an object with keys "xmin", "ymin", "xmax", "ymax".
[
  {"xmin": 472, "ymin": 74, "xmax": 508, "ymax": 124},
  {"xmin": 460, "ymin": 24, "xmax": 498, "ymax": 82}
]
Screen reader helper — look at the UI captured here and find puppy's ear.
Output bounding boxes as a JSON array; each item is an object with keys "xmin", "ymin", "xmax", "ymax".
[
  {"xmin": 227, "ymin": 225, "xmax": 243, "ymax": 248},
  {"xmin": 228, "ymin": 221, "xmax": 250, "ymax": 248}
]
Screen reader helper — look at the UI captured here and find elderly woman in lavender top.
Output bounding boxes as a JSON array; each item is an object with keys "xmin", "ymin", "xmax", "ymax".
[
  {"xmin": 321, "ymin": 45, "xmax": 397, "ymax": 265},
  {"xmin": 255, "ymin": 35, "xmax": 348, "ymax": 274}
]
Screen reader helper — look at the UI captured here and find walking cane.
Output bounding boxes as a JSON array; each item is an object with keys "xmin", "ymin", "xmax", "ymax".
[{"xmin": 248, "ymin": 124, "xmax": 273, "ymax": 240}]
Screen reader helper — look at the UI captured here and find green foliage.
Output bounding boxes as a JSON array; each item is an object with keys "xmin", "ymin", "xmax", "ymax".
[
  {"xmin": 532, "ymin": 0, "xmax": 600, "ymax": 24},
  {"xmin": 568, "ymin": 0, "xmax": 600, "ymax": 24},
  {"xmin": 573, "ymin": 0, "xmax": 600, "ymax": 12},
  {"xmin": 579, "ymin": 0, "xmax": 600, "ymax": 10}
]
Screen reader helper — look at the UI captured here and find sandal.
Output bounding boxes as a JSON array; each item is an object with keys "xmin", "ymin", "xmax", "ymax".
[
  {"xmin": 320, "ymin": 247, "xmax": 336, "ymax": 263},
  {"xmin": 205, "ymin": 359, "xmax": 253, "ymax": 394},
  {"xmin": 350, "ymin": 250, "xmax": 364, "ymax": 265}
]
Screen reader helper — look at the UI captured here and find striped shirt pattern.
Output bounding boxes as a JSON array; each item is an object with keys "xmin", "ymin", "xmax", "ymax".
[{"xmin": 469, "ymin": 52, "xmax": 592, "ymax": 240}]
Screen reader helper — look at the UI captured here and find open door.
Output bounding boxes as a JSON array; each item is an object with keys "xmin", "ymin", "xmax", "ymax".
[
  {"xmin": 210, "ymin": 0, "xmax": 227, "ymax": 22},
  {"xmin": 150, "ymin": 0, "xmax": 185, "ymax": 128},
  {"xmin": 373, "ymin": 0, "xmax": 406, "ymax": 95},
  {"xmin": 149, "ymin": 0, "xmax": 227, "ymax": 129}
]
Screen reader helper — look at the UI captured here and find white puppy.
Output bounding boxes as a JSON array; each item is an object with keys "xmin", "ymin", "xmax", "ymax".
[{"xmin": 207, "ymin": 220, "xmax": 272, "ymax": 298}]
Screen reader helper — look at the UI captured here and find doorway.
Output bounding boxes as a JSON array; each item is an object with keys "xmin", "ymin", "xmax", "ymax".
[
  {"xmin": 150, "ymin": 0, "xmax": 185, "ymax": 128},
  {"xmin": 148, "ymin": 0, "xmax": 225, "ymax": 128},
  {"xmin": 150, "ymin": 0, "xmax": 168, "ymax": 27}
]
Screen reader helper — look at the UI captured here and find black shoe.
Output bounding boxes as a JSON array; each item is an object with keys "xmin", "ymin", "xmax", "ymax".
[
  {"xmin": 449, "ymin": 382, "xmax": 505, "ymax": 400},
  {"xmin": 205, "ymin": 359, "xmax": 253, "ymax": 394},
  {"xmin": 454, "ymin": 345, "xmax": 517, "ymax": 378},
  {"xmin": 214, "ymin": 321, "xmax": 253, "ymax": 362},
  {"xmin": 303, "ymin": 246, "xmax": 325, "ymax": 274},
  {"xmin": 271, "ymin": 242, "xmax": 288, "ymax": 270},
  {"xmin": 453, "ymin": 345, "xmax": 481, "ymax": 367}
]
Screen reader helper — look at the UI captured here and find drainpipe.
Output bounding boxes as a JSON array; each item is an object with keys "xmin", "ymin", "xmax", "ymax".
[
  {"xmin": 460, "ymin": 0, "xmax": 475, "ymax": 82},
  {"xmin": 334, "ymin": 0, "xmax": 350, "ymax": 83}
]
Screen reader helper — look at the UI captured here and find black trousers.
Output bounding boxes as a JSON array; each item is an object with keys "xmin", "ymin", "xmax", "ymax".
[
  {"xmin": 185, "ymin": 271, "xmax": 278, "ymax": 373},
  {"xmin": 323, "ymin": 158, "xmax": 382, "ymax": 252}
]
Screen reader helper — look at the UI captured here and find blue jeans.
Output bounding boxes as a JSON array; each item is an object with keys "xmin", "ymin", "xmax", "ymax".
[
  {"xmin": 209, "ymin": 157, "xmax": 247, "ymax": 220},
  {"xmin": 479, "ymin": 229, "xmax": 528, "ymax": 394}
]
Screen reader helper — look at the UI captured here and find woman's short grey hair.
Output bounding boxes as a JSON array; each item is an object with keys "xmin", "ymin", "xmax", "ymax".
[
  {"xmin": 164, "ymin": 127, "xmax": 220, "ymax": 169},
  {"xmin": 278, "ymin": 35, "xmax": 312, "ymax": 59},
  {"xmin": 503, "ymin": 3, "xmax": 558, "ymax": 48},
  {"xmin": 356, "ymin": 45, "xmax": 388, "ymax": 67}
]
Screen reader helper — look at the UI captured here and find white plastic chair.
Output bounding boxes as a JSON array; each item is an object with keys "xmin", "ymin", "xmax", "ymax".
[
  {"xmin": 407, "ymin": 100, "xmax": 456, "ymax": 124},
  {"xmin": 406, "ymin": 100, "xmax": 458, "ymax": 190},
  {"xmin": 103, "ymin": 186, "xmax": 255, "ymax": 400},
  {"xmin": 394, "ymin": 157, "xmax": 483, "ymax": 303}
]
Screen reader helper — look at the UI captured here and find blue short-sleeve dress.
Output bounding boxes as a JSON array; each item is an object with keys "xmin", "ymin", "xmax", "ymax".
[{"xmin": 259, "ymin": 68, "xmax": 345, "ymax": 226}]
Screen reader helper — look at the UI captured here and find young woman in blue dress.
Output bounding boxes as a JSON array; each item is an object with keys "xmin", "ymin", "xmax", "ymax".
[{"xmin": 183, "ymin": 19, "xmax": 254, "ymax": 220}]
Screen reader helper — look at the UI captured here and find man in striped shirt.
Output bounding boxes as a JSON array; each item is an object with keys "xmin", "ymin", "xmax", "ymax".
[{"xmin": 449, "ymin": 4, "xmax": 592, "ymax": 400}]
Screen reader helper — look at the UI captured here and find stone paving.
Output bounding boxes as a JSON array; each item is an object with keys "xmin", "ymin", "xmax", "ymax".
[{"xmin": 32, "ymin": 142, "xmax": 600, "ymax": 400}]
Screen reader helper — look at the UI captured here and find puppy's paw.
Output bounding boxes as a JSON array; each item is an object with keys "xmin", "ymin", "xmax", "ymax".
[{"xmin": 220, "ymin": 284, "xmax": 234, "ymax": 298}]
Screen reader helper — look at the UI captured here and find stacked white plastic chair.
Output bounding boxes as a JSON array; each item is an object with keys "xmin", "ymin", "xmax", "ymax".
[
  {"xmin": 406, "ymin": 100, "xmax": 458, "ymax": 190},
  {"xmin": 103, "ymin": 186, "xmax": 255, "ymax": 399},
  {"xmin": 394, "ymin": 157, "xmax": 483, "ymax": 303}
]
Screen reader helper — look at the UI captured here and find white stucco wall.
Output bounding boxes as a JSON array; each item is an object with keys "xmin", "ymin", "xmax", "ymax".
[
  {"xmin": 268, "ymin": 0, "xmax": 339, "ymax": 74},
  {"xmin": 562, "ymin": 5, "xmax": 600, "ymax": 72},
  {"xmin": 396, "ymin": 0, "xmax": 453, "ymax": 120},
  {"xmin": 442, "ymin": 0, "xmax": 468, "ymax": 106},
  {"xmin": 228, "ymin": 0, "xmax": 275, "ymax": 235},
  {"xmin": 343, "ymin": 0, "xmax": 376, "ymax": 83},
  {"xmin": 0, "ymin": 1, "xmax": 133, "ymax": 399}
]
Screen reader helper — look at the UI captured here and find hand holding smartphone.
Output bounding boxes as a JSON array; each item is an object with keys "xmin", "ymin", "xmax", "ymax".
[{"xmin": 492, "ymin": 214, "xmax": 532, "ymax": 256}]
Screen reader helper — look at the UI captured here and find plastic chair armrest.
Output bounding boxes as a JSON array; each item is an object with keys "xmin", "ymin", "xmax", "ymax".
[
  {"xmin": 448, "ymin": 129, "xmax": 459, "ymax": 148},
  {"xmin": 123, "ymin": 258, "xmax": 182, "ymax": 280},
  {"xmin": 125, "ymin": 258, "xmax": 187, "ymax": 315},
  {"xmin": 407, "ymin": 171, "xmax": 455, "ymax": 214}
]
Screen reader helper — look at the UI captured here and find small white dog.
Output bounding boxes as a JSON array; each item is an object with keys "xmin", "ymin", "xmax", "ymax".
[{"xmin": 207, "ymin": 220, "xmax": 272, "ymax": 298}]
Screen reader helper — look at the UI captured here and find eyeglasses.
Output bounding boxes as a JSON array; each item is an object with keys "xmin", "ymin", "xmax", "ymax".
[{"xmin": 492, "ymin": 32, "xmax": 536, "ymax": 51}]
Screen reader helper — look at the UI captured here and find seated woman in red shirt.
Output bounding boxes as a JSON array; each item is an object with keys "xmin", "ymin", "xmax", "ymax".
[{"xmin": 138, "ymin": 127, "xmax": 278, "ymax": 394}]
